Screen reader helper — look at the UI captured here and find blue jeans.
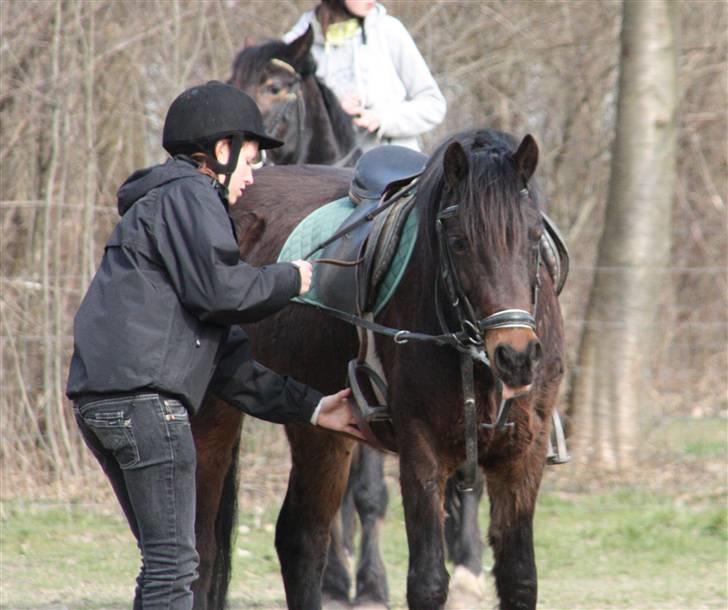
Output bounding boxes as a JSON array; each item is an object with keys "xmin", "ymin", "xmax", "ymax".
[{"xmin": 74, "ymin": 393, "xmax": 198, "ymax": 609}]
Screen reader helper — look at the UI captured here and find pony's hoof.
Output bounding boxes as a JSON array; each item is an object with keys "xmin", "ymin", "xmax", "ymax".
[
  {"xmin": 445, "ymin": 564, "xmax": 491, "ymax": 609},
  {"xmin": 322, "ymin": 596, "xmax": 351, "ymax": 610},
  {"xmin": 351, "ymin": 603, "xmax": 388, "ymax": 610}
]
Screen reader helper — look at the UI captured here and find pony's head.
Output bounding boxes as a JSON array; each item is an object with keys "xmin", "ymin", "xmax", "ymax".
[
  {"xmin": 229, "ymin": 28, "xmax": 316, "ymax": 163},
  {"xmin": 418, "ymin": 129, "xmax": 545, "ymax": 396},
  {"xmin": 229, "ymin": 27, "xmax": 354, "ymax": 165}
]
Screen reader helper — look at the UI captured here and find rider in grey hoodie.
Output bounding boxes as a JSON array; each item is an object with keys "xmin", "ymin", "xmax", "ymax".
[{"xmin": 284, "ymin": 1, "xmax": 446, "ymax": 152}]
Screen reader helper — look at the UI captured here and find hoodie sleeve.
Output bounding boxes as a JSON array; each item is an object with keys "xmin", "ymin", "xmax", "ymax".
[
  {"xmin": 207, "ymin": 326, "xmax": 322, "ymax": 423},
  {"xmin": 282, "ymin": 10, "xmax": 315, "ymax": 44},
  {"xmin": 156, "ymin": 179, "xmax": 301, "ymax": 325},
  {"xmin": 374, "ymin": 17, "xmax": 447, "ymax": 140}
]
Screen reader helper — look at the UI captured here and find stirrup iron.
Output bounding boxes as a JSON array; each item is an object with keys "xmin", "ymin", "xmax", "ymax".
[
  {"xmin": 547, "ymin": 409, "xmax": 570, "ymax": 465},
  {"xmin": 347, "ymin": 360, "xmax": 391, "ymax": 422}
]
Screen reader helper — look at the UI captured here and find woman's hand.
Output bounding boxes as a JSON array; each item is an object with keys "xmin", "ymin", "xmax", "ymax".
[
  {"xmin": 353, "ymin": 109, "xmax": 381, "ymax": 133},
  {"xmin": 315, "ymin": 388, "xmax": 365, "ymax": 441},
  {"xmin": 291, "ymin": 259, "xmax": 313, "ymax": 294},
  {"xmin": 340, "ymin": 92, "xmax": 363, "ymax": 116}
]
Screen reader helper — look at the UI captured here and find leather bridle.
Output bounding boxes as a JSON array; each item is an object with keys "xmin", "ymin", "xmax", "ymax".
[
  {"xmin": 433, "ymin": 187, "xmax": 543, "ymax": 490},
  {"xmin": 306, "ymin": 178, "xmax": 544, "ymax": 487},
  {"xmin": 433, "ymin": 188, "xmax": 540, "ymax": 358},
  {"xmin": 263, "ymin": 59, "xmax": 307, "ymax": 165}
]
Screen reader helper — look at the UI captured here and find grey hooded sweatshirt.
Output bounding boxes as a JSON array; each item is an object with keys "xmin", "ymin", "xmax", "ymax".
[{"xmin": 66, "ymin": 156, "xmax": 321, "ymax": 421}]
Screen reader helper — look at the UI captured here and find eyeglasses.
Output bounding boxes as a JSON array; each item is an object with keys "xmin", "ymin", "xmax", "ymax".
[{"xmin": 250, "ymin": 149, "xmax": 267, "ymax": 170}]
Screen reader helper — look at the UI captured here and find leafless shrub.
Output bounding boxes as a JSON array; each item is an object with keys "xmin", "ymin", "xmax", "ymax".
[{"xmin": 1, "ymin": 0, "xmax": 724, "ymax": 497}]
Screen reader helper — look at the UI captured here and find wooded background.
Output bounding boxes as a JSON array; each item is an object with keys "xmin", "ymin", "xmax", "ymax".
[{"xmin": 1, "ymin": 0, "xmax": 725, "ymax": 495}]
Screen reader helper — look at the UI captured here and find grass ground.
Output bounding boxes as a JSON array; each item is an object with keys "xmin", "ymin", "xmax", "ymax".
[{"xmin": 1, "ymin": 417, "xmax": 726, "ymax": 610}]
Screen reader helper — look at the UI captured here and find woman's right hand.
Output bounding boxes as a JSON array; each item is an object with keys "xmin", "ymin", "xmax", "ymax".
[
  {"xmin": 340, "ymin": 92, "xmax": 363, "ymax": 117},
  {"xmin": 291, "ymin": 259, "xmax": 313, "ymax": 294}
]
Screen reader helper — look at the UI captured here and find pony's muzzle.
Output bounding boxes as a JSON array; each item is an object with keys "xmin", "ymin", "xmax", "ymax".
[{"xmin": 486, "ymin": 329, "xmax": 542, "ymax": 393}]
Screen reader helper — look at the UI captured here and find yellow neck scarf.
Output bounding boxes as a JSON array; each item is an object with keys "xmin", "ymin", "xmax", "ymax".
[{"xmin": 325, "ymin": 18, "xmax": 361, "ymax": 50}]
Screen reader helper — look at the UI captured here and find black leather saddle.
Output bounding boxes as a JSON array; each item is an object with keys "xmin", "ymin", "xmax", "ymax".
[
  {"xmin": 314, "ymin": 145, "xmax": 427, "ymax": 315},
  {"xmin": 349, "ymin": 145, "xmax": 428, "ymax": 204}
]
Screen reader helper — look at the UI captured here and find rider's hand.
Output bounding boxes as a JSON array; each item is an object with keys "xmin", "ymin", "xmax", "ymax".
[
  {"xmin": 340, "ymin": 92, "xmax": 363, "ymax": 116},
  {"xmin": 314, "ymin": 388, "xmax": 365, "ymax": 441},
  {"xmin": 291, "ymin": 259, "xmax": 312, "ymax": 295},
  {"xmin": 353, "ymin": 109, "xmax": 381, "ymax": 133}
]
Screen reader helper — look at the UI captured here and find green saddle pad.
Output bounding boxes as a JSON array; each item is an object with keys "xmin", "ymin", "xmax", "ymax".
[{"xmin": 278, "ymin": 196, "xmax": 418, "ymax": 315}]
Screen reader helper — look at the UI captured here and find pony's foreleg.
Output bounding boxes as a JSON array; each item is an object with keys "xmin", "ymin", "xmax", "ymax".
[
  {"xmin": 484, "ymin": 454, "xmax": 545, "ymax": 610},
  {"xmin": 191, "ymin": 397, "xmax": 244, "ymax": 610},
  {"xmin": 399, "ymin": 423, "xmax": 449, "ymax": 610},
  {"xmin": 276, "ymin": 426, "xmax": 355, "ymax": 610}
]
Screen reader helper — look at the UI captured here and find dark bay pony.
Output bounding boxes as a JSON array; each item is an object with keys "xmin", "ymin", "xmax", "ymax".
[
  {"xmin": 228, "ymin": 27, "xmax": 358, "ymax": 166},
  {"xmin": 192, "ymin": 128, "xmax": 565, "ymax": 609}
]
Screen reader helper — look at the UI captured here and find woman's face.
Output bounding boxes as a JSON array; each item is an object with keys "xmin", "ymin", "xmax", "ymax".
[
  {"xmin": 344, "ymin": 0, "xmax": 375, "ymax": 18},
  {"xmin": 216, "ymin": 139, "xmax": 261, "ymax": 206}
]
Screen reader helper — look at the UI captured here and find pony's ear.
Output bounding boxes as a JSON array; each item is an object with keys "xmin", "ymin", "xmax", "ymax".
[
  {"xmin": 287, "ymin": 25, "xmax": 314, "ymax": 67},
  {"xmin": 443, "ymin": 141, "xmax": 469, "ymax": 189},
  {"xmin": 512, "ymin": 134, "xmax": 539, "ymax": 184}
]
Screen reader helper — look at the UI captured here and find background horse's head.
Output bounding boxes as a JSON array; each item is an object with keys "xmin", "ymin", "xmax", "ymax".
[
  {"xmin": 418, "ymin": 129, "xmax": 545, "ymax": 396},
  {"xmin": 229, "ymin": 27, "xmax": 356, "ymax": 165}
]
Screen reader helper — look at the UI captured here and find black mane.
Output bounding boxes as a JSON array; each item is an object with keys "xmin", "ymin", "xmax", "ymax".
[{"xmin": 417, "ymin": 128, "xmax": 542, "ymax": 269}]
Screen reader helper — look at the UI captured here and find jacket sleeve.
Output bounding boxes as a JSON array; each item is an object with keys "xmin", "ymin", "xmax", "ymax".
[
  {"xmin": 282, "ymin": 10, "xmax": 314, "ymax": 43},
  {"xmin": 156, "ymin": 180, "xmax": 301, "ymax": 325},
  {"xmin": 375, "ymin": 17, "xmax": 447, "ymax": 139},
  {"xmin": 207, "ymin": 326, "xmax": 322, "ymax": 424}
]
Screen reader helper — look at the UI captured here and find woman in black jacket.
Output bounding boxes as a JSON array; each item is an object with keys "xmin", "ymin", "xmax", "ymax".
[{"xmin": 67, "ymin": 81, "xmax": 363, "ymax": 609}]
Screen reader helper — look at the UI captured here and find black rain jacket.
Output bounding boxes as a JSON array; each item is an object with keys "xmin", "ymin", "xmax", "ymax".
[{"xmin": 66, "ymin": 157, "xmax": 321, "ymax": 421}]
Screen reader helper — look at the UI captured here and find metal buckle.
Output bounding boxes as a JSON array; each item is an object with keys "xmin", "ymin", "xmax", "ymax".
[
  {"xmin": 462, "ymin": 320, "xmax": 483, "ymax": 346},
  {"xmin": 394, "ymin": 330, "xmax": 410, "ymax": 344}
]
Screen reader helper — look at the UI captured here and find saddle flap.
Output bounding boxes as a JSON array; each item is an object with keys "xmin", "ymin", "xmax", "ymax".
[{"xmin": 313, "ymin": 199, "xmax": 379, "ymax": 314}]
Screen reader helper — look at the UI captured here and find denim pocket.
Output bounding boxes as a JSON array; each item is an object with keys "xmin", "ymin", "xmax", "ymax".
[{"xmin": 79, "ymin": 399, "xmax": 140, "ymax": 469}]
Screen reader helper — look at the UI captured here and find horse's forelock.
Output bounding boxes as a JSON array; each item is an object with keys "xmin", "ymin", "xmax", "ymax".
[
  {"xmin": 417, "ymin": 129, "xmax": 536, "ymax": 266},
  {"xmin": 231, "ymin": 39, "xmax": 314, "ymax": 87}
]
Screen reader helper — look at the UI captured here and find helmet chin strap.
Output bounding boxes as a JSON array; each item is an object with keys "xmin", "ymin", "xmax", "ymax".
[{"xmin": 205, "ymin": 133, "xmax": 245, "ymax": 188}]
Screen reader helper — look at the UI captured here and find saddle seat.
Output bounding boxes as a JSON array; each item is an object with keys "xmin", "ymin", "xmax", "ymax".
[{"xmin": 349, "ymin": 144, "xmax": 428, "ymax": 205}]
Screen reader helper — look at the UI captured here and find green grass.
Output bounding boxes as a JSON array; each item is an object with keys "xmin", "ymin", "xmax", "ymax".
[
  {"xmin": 1, "ymin": 484, "xmax": 726, "ymax": 609},
  {"xmin": 647, "ymin": 417, "xmax": 727, "ymax": 459}
]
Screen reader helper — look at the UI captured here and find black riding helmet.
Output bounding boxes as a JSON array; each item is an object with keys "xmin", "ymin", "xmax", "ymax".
[{"xmin": 163, "ymin": 81, "xmax": 283, "ymax": 185}]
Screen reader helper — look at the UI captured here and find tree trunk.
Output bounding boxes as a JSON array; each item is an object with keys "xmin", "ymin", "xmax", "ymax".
[{"xmin": 569, "ymin": 0, "xmax": 678, "ymax": 470}]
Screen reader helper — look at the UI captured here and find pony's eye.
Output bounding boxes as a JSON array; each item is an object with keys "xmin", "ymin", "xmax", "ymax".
[{"xmin": 450, "ymin": 236, "xmax": 468, "ymax": 253}]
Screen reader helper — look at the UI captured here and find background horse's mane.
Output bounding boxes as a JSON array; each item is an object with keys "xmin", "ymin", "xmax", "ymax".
[{"xmin": 417, "ymin": 128, "xmax": 542, "ymax": 267}]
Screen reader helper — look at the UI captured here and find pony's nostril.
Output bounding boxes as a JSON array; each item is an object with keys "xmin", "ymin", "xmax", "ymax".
[
  {"xmin": 493, "ymin": 344, "xmax": 512, "ymax": 373},
  {"xmin": 529, "ymin": 340, "xmax": 543, "ymax": 364}
]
